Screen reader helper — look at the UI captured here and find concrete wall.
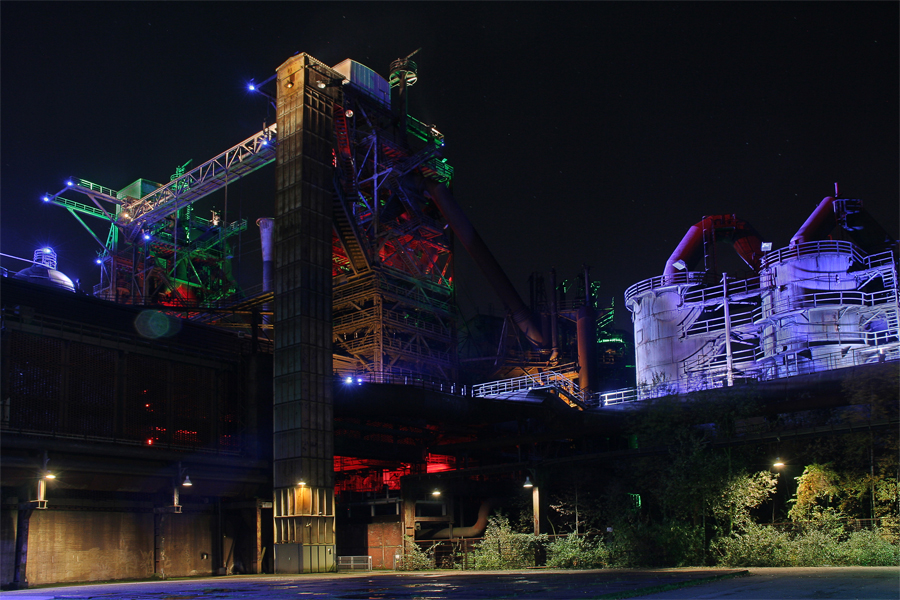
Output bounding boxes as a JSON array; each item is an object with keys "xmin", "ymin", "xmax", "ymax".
[
  {"xmin": 23, "ymin": 510, "xmax": 154, "ymax": 585},
  {"xmin": 0, "ymin": 507, "xmax": 230, "ymax": 586}
]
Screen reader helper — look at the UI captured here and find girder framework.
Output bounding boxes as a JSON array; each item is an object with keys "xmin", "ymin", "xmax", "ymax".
[
  {"xmin": 330, "ymin": 70, "xmax": 457, "ymax": 381},
  {"xmin": 45, "ymin": 126, "xmax": 276, "ymax": 308}
]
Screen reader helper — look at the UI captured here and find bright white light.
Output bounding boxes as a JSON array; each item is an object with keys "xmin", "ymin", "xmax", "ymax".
[
  {"xmin": 96, "ymin": 258, "xmax": 102, "ymax": 264},
  {"xmin": 345, "ymin": 376, "xmax": 353, "ymax": 384},
  {"xmin": 673, "ymin": 259, "xmax": 687, "ymax": 271},
  {"xmin": 248, "ymin": 83, "xmax": 256, "ymax": 91},
  {"xmin": 43, "ymin": 195, "xmax": 50, "ymax": 202},
  {"xmin": 66, "ymin": 180, "xmax": 74, "ymax": 187},
  {"xmin": 761, "ymin": 242, "xmax": 773, "ymax": 252},
  {"xmin": 143, "ymin": 233, "xmax": 151, "ymax": 241}
]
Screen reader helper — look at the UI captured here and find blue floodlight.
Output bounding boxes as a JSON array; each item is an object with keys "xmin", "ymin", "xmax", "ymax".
[
  {"xmin": 95, "ymin": 258, "xmax": 102, "ymax": 264},
  {"xmin": 248, "ymin": 83, "xmax": 256, "ymax": 91},
  {"xmin": 261, "ymin": 139, "xmax": 268, "ymax": 146},
  {"xmin": 43, "ymin": 195, "xmax": 50, "ymax": 202},
  {"xmin": 356, "ymin": 378, "xmax": 362, "ymax": 385},
  {"xmin": 143, "ymin": 232, "xmax": 151, "ymax": 241},
  {"xmin": 66, "ymin": 180, "xmax": 74, "ymax": 187},
  {"xmin": 345, "ymin": 376, "xmax": 353, "ymax": 384},
  {"xmin": 43, "ymin": 247, "xmax": 52, "ymax": 253}
]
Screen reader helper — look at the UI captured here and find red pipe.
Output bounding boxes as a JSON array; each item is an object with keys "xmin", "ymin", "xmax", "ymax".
[
  {"xmin": 664, "ymin": 214, "xmax": 763, "ymax": 276},
  {"xmin": 421, "ymin": 177, "xmax": 545, "ymax": 348}
]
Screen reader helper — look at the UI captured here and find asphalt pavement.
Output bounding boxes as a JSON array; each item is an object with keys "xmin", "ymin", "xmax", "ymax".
[{"xmin": 0, "ymin": 567, "xmax": 897, "ymax": 599}]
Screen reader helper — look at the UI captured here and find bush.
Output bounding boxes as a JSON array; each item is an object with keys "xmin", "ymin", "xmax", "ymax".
[
  {"xmin": 712, "ymin": 522, "xmax": 900, "ymax": 567},
  {"xmin": 844, "ymin": 529, "xmax": 900, "ymax": 566},
  {"xmin": 398, "ymin": 535, "xmax": 435, "ymax": 571},
  {"xmin": 470, "ymin": 514, "xmax": 547, "ymax": 570},
  {"xmin": 712, "ymin": 523, "xmax": 793, "ymax": 567},
  {"xmin": 545, "ymin": 534, "xmax": 609, "ymax": 569},
  {"xmin": 606, "ymin": 522, "xmax": 704, "ymax": 567}
]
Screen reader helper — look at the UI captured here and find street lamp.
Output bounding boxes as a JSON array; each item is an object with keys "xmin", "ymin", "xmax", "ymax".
[{"xmin": 524, "ymin": 471, "xmax": 540, "ymax": 536}]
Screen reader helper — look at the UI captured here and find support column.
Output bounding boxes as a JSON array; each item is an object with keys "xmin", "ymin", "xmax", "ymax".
[
  {"xmin": 10, "ymin": 503, "xmax": 34, "ymax": 590},
  {"xmin": 272, "ymin": 53, "xmax": 340, "ymax": 573}
]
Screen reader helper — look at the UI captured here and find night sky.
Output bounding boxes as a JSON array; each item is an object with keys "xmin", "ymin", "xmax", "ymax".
[{"xmin": 2, "ymin": 2, "xmax": 897, "ymax": 332}]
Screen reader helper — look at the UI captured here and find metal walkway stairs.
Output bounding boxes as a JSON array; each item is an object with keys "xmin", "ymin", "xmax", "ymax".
[{"xmin": 472, "ymin": 370, "xmax": 586, "ymax": 410}]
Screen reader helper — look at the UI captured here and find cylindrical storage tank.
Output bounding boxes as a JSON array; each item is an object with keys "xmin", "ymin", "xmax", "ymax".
[
  {"xmin": 12, "ymin": 248, "xmax": 76, "ymax": 292},
  {"xmin": 626, "ymin": 279, "xmax": 705, "ymax": 394},
  {"xmin": 758, "ymin": 240, "xmax": 864, "ymax": 367}
]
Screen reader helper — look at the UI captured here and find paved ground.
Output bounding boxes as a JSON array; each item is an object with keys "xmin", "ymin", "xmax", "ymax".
[{"xmin": 1, "ymin": 567, "xmax": 897, "ymax": 599}]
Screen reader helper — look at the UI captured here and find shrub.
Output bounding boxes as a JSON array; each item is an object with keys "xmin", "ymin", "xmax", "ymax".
[
  {"xmin": 606, "ymin": 522, "xmax": 704, "ymax": 567},
  {"xmin": 545, "ymin": 534, "xmax": 609, "ymax": 569},
  {"xmin": 398, "ymin": 535, "xmax": 435, "ymax": 571},
  {"xmin": 713, "ymin": 521, "xmax": 900, "ymax": 567},
  {"xmin": 470, "ymin": 513, "xmax": 547, "ymax": 570},
  {"xmin": 845, "ymin": 529, "xmax": 900, "ymax": 566},
  {"xmin": 711, "ymin": 522, "xmax": 792, "ymax": 567}
]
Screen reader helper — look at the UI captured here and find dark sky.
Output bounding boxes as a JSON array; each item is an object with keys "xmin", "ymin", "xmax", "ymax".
[{"xmin": 2, "ymin": 2, "xmax": 897, "ymax": 331}]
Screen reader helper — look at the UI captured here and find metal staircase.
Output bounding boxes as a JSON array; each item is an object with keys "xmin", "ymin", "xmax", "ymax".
[{"xmin": 472, "ymin": 369, "xmax": 586, "ymax": 409}]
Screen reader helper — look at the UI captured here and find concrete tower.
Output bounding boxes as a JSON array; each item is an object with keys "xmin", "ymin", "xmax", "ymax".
[{"xmin": 272, "ymin": 53, "xmax": 342, "ymax": 573}]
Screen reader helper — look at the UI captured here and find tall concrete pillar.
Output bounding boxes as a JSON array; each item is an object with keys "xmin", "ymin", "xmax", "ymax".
[{"xmin": 272, "ymin": 53, "xmax": 340, "ymax": 573}]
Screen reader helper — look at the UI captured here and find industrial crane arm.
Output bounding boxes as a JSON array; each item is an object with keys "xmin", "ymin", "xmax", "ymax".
[{"xmin": 118, "ymin": 124, "xmax": 277, "ymax": 242}]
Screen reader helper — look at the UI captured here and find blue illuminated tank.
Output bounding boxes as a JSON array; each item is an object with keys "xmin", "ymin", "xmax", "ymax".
[{"xmin": 11, "ymin": 247, "xmax": 76, "ymax": 292}]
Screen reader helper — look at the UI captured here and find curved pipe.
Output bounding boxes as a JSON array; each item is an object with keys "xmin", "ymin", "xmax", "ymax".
[
  {"xmin": 426, "ymin": 499, "xmax": 493, "ymax": 539},
  {"xmin": 790, "ymin": 196, "xmax": 835, "ymax": 247},
  {"xmin": 664, "ymin": 214, "xmax": 763, "ymax": 276},
  {"xmin": 419, "ymin": 177, "xmax": 545, "ymax": 348}
]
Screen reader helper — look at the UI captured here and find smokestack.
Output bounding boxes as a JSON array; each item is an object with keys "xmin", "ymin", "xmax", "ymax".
[
  {"xmin": 577, "ymin": 266, "xmax": 596, "ymax": 395},
  {"xmin": 257, "ymin": 217, "xmax": 274, "ymax": 292}
]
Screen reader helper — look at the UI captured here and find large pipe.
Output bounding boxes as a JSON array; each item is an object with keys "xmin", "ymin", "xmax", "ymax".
[
  {"xmin": 549, "ymin": 268, "xmax": 559, "ymax": 362},
  {"xmin": 421, "ymin": 178, "xmax": 545, "ymax": 348},
  {"xmin": 576, "ymin": 266, "xmax": 596, "ymax": 394},
  {"xmin": 425, "ymin": 499, "xmax": 492, "ymax": 539},
  {"xmin": 664, "ymin": 214, "xmax": 763, "ymax": 277},
  {"xmin": 790, "ymin": 197, "xmax": 835, "ymax": 247},
  {"xmin": 257, "ymin": 218, "xmax": 275, "ymax": 292}
]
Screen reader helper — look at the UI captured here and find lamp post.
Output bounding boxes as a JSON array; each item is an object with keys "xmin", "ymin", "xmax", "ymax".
[
  {"xmin": 523, "ymin": 472, "xmax": 540, "ymax": 536},
  {"xmin": 772, "ymin": 458, "xmax": 785, "ymax": 524}
]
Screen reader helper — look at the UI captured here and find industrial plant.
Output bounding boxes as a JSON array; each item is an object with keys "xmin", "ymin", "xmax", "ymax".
[{"xmin": 2, "ymin": 51, "xmax": 896, "ymax": 587}]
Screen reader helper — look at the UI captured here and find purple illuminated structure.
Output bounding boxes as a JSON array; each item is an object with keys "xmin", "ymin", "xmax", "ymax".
[{"xmin": 624, "ymin": 193, "xmax": 898, "ymax": 400}]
